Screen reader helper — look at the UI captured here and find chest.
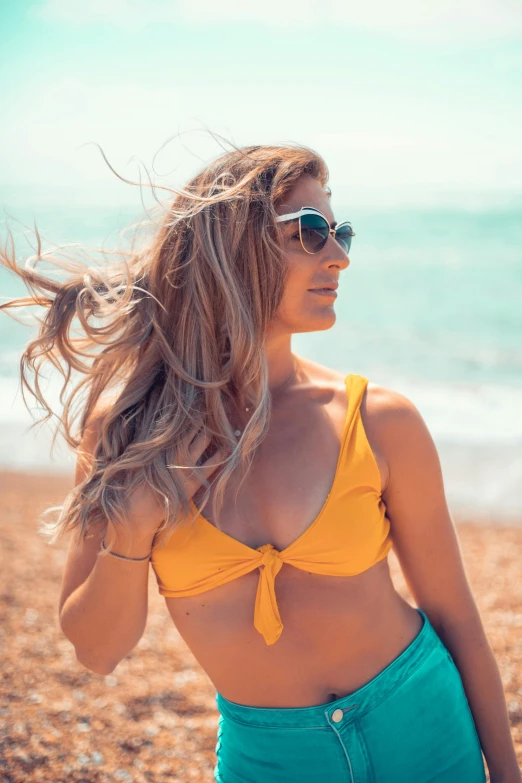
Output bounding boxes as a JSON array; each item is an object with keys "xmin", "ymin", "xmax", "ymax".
[{"xmin": 191, "ymin": 401, "xmax": 387, "ymax": 551}]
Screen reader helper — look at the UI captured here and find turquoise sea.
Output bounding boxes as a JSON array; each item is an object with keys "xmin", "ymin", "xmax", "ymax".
[{"xmin": 1, "ymin": 203, "xmax": 521, "ymax": 521}]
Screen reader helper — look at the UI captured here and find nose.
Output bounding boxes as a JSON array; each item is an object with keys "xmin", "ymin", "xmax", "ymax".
[{"xmin": 322, "ymin": 234, "xmax": 350, "ymax": 269}]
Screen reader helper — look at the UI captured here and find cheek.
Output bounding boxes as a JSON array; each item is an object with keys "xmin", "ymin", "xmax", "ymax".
[
  {"xmin": 278, "ymin": 263, "xmax": 331, "ymax": 320},
  {"xmin": 282, "ymin": 257, "xmax": 310, "ymax": 297}
]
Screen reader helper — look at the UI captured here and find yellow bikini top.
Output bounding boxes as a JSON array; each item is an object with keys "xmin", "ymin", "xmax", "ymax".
[{"xmin": 150, "ymin": 374, "xmax": 393, "ymax": 645}]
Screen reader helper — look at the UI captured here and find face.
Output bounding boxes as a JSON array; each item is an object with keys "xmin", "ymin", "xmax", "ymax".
[{"xmin": 269, "ymin": 174, "xmax": 350, "ymax": 336}]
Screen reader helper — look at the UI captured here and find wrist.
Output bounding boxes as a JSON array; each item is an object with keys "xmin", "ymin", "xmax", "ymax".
[{"xmin": 104, "ymin": 527, "xmax": 155, "ymax": 560}]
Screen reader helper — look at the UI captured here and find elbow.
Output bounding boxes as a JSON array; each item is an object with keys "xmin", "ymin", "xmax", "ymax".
[
  {"xmin": 75, "ymin": 649, "xmax": 118, "ymax": 675},
  {"xmin": 59, "ymin": 616, "xmax": 118, "ymax": 674}
]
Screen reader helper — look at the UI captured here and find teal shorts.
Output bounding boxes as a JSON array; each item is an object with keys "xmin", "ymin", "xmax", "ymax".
[{"xmin": 214, "ymin": 609, "xmax": 486, "ymax": 782}]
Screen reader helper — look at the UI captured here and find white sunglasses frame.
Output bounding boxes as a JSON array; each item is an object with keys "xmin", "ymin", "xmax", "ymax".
[{"xmin": 275, "ymin": 206, "xmax": 355, "ymax": 255}]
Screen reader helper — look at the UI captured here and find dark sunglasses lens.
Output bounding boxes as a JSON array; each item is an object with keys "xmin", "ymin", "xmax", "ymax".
[
  {"xmin": 335, "ymin": 224, "xmax": 353, "ymax": 254},
  {"xmin": 300, "ymin": 213, "xmax": 329, "ymax": 253}
]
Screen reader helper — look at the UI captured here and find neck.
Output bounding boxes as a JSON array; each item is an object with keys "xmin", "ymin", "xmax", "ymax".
[
  {"xmin": 264, "ymin": 333, "xmax": 298, "ymax": 396},
  {"xmin": 231, "ymin": 334, "xmax": 300, "ymax": 437}
]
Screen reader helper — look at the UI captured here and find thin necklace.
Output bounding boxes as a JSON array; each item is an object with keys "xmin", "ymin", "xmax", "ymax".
[{"xmin": 233, "ymin": 356, "xmax": 298, "ymax": 438}]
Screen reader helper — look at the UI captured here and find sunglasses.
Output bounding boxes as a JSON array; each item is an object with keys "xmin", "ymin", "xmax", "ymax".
[{"xmin": 276, "ymin": 206, "xmax": 355, "ymax": 255}]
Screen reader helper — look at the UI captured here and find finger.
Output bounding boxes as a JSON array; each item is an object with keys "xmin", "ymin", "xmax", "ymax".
[
  {"xmin": 186, "ymin": 423, "xmax": 205, "ymax": 445},
  {"xmin": 187, "ymin": 428, "xmax": 212, "ymax": 462},
  {"xmin": 200, "ymin": 447, "xmax": 229, "ymax": 478},
  {"xmin": 186, "ymin": 448, "xmax": 229, "ymax": 494}
]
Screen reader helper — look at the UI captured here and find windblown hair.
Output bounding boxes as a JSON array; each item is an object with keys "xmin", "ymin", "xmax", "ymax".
[{"xmin": 0, "ymin": 139, "xmax": 329, "ymax": 554}]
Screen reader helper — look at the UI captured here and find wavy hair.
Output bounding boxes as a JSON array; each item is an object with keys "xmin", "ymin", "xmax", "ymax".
[{"xmin": 0, "ymin": 139, "xmax": 329, "ymax": 553}]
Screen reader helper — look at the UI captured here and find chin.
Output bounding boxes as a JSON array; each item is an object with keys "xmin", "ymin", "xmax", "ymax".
[{"xmin": 292, "ymin": 309, "xmax": 337, "ymax": 334}]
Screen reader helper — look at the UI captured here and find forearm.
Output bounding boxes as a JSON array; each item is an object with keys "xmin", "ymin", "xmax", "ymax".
[
  {"xmin": 59, "ymin": 530, "xmax": 154, "ymax": 674},
  {"xmin": 435, "ymin": 616, "xmax": 520, "ymax": 782}
]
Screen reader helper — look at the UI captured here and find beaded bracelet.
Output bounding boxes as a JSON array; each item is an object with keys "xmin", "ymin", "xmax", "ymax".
[{"xmin": 100, "ymin": 538, "xmax": 152, "ymax": 562}]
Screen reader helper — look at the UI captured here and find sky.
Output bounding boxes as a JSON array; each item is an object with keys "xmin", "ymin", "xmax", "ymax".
[{"xmin": 1, "ymin": 0, "xmax": 522, "ymax": 210}]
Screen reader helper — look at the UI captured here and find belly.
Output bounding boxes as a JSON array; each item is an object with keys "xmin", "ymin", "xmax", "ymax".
[{"xmin": 164, "ymin": 558, "xmax": 422, "ymax": 707}]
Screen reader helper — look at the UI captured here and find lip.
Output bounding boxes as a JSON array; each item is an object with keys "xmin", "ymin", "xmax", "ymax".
[
  {"xmin": 308, "ymin": 289, "xmax": 338, "ymax": 298},
  {"xmin": 308, "ymin": 282, "xmax": 339, "ymax": 292}
]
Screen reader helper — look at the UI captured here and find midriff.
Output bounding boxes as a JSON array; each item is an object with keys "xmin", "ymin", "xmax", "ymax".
[{"xmin": 164, "ymin": 556, "xmax": 422, "ymax": 708}]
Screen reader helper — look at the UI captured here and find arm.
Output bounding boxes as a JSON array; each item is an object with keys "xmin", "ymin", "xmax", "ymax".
[
  {"xmin": 60, "ymin": 527, "xmax": 155, "ymax": 674},
  {"xmin": 373, "ymin": 386, "xmax": 520, "ymax": 783},
  {"xmin": 58, "ymin": 411, "xmax": 160, "ymax": 674},
  {"xmin": 58, "ymin": 412, "xmax": 227, "ymax": 675}
]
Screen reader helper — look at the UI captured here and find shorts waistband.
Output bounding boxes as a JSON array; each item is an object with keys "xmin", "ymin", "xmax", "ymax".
[{"xmin": 216, "ymin": 608, "xmax": 441, "ymax": 728}]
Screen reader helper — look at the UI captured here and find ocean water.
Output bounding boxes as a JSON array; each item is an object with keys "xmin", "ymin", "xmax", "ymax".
[{"xmin": 0, "ymin": 203, "xmax": 521, "ymax": 521}]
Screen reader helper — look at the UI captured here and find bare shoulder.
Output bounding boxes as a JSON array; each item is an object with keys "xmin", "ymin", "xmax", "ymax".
[
  {"xmin": 365, "ymin": 381, "xmax": 417, "ymax": 418},
  {"xmin": 298, "ymin": 355, "xmax": 419, "ymax": 423},
  {"xmin": 364, "ymin": 381, "xmax": 439, "ymax": 493},
  {"xmin": 362, "ymin": 381, "xmax": 432, "ymax": 494},
  {"xmin": 364, "ymin": 381, "xmax": 428, "ymax": 435}
]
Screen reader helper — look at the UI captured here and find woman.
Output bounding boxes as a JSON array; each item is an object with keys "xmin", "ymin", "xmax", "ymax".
[{"xmin": 2, "ymin": 143, "xmax": 519, "ymax": 782}]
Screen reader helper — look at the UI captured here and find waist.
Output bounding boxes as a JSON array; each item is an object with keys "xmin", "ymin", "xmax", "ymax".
[
  {"xmin": 216, "ymin": 607, "xmax": 440, "ymax": 723},
  {"xmin": 166, "ymin": 568, "xmax": 424, "ymax": 706}
]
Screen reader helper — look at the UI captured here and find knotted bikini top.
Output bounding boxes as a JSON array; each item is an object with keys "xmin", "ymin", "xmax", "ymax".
[{"xmin": 150, "ymin": 374, "xmax": 393, "ymax": 645}]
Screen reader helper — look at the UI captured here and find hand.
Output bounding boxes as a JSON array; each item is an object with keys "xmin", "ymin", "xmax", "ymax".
[{"xmin": 182, "ymin": 426, "xmax": 229, "ymax": 501}]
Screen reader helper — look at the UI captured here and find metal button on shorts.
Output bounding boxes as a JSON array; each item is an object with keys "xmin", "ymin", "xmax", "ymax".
[{"xmin": 331, "ymin": 709, "xmax": 344, "ymax": 723}]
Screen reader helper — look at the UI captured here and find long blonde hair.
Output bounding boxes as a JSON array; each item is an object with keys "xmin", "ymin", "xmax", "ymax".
[{"xmin": 0, "ymin": 140, "xmax": 329, "ymax": 551}]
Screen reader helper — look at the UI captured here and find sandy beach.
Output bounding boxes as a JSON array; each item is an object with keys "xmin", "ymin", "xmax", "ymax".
[{"xmin": 0, "ymin": 470, "xmax": 520, "ymax": 782}]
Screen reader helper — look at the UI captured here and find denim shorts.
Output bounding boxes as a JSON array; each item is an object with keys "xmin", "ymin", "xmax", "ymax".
[{"xmin": 214, "ymin": 608, "xmax": 486, "ymax": 782}]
